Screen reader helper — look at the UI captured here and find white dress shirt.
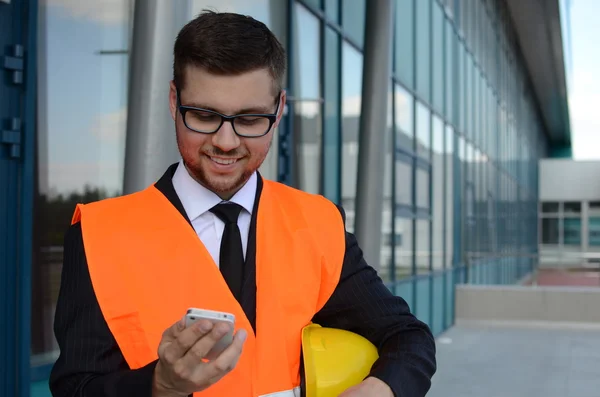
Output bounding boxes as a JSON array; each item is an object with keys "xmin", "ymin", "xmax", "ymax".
[{"xmin": 171, "ymin": 160, "xmax": 257, "ymax": 268}]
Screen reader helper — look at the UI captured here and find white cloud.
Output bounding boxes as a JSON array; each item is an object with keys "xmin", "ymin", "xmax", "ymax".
[{"xmin": 44, "ymin": 0, "xmax": 131, "ymax": 25}]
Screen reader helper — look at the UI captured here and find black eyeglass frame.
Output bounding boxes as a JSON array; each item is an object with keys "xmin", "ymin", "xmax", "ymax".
[{"xmin": 176, "ymin": 89, "xmax": 282, "ymax": 138}]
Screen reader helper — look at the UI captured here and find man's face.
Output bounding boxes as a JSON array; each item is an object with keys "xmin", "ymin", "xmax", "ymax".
[{"xmin": 169, "ymin": 66, "xmax": 285, "ymax": 199}]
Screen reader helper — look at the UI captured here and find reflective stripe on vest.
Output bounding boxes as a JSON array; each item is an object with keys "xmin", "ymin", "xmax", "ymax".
[
  {"xmin": 72, "ymin": 180, "xmax": 345, "ymax": 397},
  {"xmin": 260, "ymin": 386, "xmax": 301, "ymax": 397}
]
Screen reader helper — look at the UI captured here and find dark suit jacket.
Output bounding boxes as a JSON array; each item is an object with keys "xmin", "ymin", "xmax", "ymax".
[{"xmin": 49, "ymin": 164, "xmax": 436, "ymax": 397}]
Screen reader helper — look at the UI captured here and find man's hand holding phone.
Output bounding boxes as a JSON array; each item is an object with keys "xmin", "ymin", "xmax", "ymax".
[{"xmin": 152, "ymin": 314, "xmax": 247, "ymax": 397}]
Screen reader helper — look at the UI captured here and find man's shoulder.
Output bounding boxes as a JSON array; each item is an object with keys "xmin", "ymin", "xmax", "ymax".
[
  {"xmin": 72, "ymin": 188, "xmax": 156, "ymax": 224},
  {"xmin": 261, "ymin": 178, "xmax": 346, "ymax": 223},
  {"xmin": 262, "ymin": 178, "xmax": 330, "ymax": 204}
]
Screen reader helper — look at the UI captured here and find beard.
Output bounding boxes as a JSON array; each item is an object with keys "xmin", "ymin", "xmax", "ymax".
[
  {"xmin": 187, "ymin": 159, "xmax": 254, "ymax": 197},
  {"xmin": 178, "ymin": 137, "xmax": 271, "ymax": 199}
]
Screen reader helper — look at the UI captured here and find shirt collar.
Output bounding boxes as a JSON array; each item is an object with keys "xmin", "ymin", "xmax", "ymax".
[{"xmin": 171, "ymin": 160, "xmax": 257, "ymax": 222}]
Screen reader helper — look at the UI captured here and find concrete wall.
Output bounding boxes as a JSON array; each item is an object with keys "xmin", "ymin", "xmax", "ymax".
[
  {"xmin": 540, "ymin": 159, "xmax": 600, "ymax": 201},
  {"xmin": 456, "ymin": 285, "xmax": 600, "ymax": 325}
]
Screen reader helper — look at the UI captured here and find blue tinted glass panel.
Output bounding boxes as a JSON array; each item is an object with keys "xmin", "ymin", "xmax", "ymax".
[
  {"xmin": 445, "ymin": 125, "xmax": 454, "ymax": 267},
  {"xmin": 432, "ymin": 273, "xmax": 444, "ymax": 335},
  {"xmin": 415, "ymin": 101, "xmax": 430, "ymax": 158},
  {"xmin": 395, "ymin": 0, "xmax": 414, "ymax": 88},
  {"xmin": 416, "ymin": 219, "xmax": 431, "ymax": 273},
  {"xmin": 416, "ymin": 0, "xmax": 431, "ymax": 101},
  {"xmin": 432, "ymin": 1, "xmax": 444, "ymax": 113},
  {"xmin": 395, "ymin": 84, "xmax": 414, "ymax": 152},
  {"xmin": 590, "ymin": 217, "xmax": 600, "ymax": 247},
  {"xmin": 342, "ymin": 0, "xmax": 365, "ymax": 47},
  {"xmin": 323, "ymin": 27, "xmax": 340, "ymax": 202},
  {"xmin": 395, "ymin": 280, "xmax": 414, "ymax": 311},
  {"xmin": 432, "ymin": 116, "xmax": 444, "ymax": 270},
  {"xmin": 445, "ymin": 18, "xmax": 454, "ymax": 122},
  {"xmin": 444, "ymin": 270, "xmax": 454, "ymax": 328},
  {"xmin": 325, "ymin": 0, "xmax": 339, "ymax": 22},
  {"xmin": 293, "ymin": 3, "xmax": 322, "ymax": 195},
  {"xmin": 341, "ymin": 43, "xmax": 363, "ymax": 231},
  {"xmin": 563, "ymin": 218, "xmax": 581, "ymax": 246},
  {"xmin": 417, "ymin": 168, "xmax": 430, "ymax": 210},
  {"xmin": 415, "ymin": 277, "xmax": 431, "ymax": 324},
  {"xmin": 303, "ymin": 0, "xmax": 322, "ymax": 10},
  {"xmin": 394, "ymin": 217, "xmax": 413, "ymax": 277}
]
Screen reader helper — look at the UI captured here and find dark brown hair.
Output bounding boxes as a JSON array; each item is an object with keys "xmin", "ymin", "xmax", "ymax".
[{"xmin": 173, "ymin": 10, "xmax": 286, "ymax": 95}]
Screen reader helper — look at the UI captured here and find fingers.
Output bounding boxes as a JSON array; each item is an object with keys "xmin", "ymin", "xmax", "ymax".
[
  {"xmin": 179, "ymin": 321, "xmax": 234, "ymax": 369},
  {"xmin": 197, "ymin": 328, "xmax": 247, "ymax": 383},
  {"xmin": 161, "ymin": 318, "xmax": 216, "ymax": 364}
]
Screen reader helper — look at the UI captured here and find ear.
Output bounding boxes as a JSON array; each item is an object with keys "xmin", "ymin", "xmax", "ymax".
[
  {"xmin": 273, "ymin": 89, "xmax": 287, "ymax": 130},
  {"xmin": 169, "ymin": 81, "xmax": 178, "ymax": 122}
]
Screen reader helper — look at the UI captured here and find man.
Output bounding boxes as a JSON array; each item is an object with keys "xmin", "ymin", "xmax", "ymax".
[{"xmin": 50, "ymin": 10, "xmax": 436, "ymax": 397}]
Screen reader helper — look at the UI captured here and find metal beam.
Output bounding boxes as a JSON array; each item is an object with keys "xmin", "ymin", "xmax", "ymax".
[
  {"xmin": 354, "ymin": 0, "xmax": 394, "ymax": 271},
  {"xmin": 123, "ymin": 0, "xmax": 190, "ymax": 194}
]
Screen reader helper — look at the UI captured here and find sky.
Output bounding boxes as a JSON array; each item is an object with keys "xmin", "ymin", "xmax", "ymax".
[{"xmin": 568, "ymin": 0, "xmax": 600, "ymax": 160}]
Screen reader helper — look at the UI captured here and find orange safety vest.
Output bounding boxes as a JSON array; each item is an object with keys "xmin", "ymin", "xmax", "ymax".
[{"xmin": 71, "ymin": 179, "xmax": 346, "ymax": 397}]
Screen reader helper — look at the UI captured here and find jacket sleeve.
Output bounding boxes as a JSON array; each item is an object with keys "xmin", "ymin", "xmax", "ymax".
[
  {"xmin": 311, "ymin": 205, "xmax": 437, "ymax": 397},
  {"xmin": 49, "ymin": 222, "xmax": 158, "ymax": 397}
]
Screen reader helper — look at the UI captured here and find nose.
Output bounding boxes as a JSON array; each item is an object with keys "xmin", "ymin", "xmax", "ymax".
[{"xmin": 212, "ymin": 120, "xmax": 241, "ymax": 152}]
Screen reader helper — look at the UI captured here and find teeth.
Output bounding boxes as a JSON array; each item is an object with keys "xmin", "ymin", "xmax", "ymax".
[{"xmin": 210, "ymin": 157, "xmax": 237, "ymax": 165}]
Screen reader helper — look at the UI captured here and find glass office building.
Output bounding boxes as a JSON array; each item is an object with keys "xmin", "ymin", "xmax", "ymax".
[{"xmin": 0, "ymin": 0, "xmax": 571, "ymax": 395}]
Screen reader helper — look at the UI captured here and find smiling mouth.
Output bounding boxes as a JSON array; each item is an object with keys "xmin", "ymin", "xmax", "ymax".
[{"xmin": 209, "ymin": 156, "xmax": 239, "ymax": 165}]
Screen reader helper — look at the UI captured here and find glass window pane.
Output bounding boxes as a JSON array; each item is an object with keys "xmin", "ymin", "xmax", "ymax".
[
  {"xmin": 416, "ymin": 0, "xmax": 431, "ymax": 101},
  {"xmin": 325, "ymin": 0, "xmax": 339, "ymax": 22},
  {"xmin": 323, "ymin": 27, "xmax": 341, "ymax": 202},
  {"xmin": 395, "ymin": 160, "xmax": 413, "ymax": 206},
  {"xmin": 445, "ymin": 18, "xmax": 454, "ymax": 122},
  {"xmin": 541, "ymin": 218, "xmax": 559, "ymax": 245},
  {"xmin": 415, "ymin": 101, "xmax": 431, "ymax": 159},
  {"xmin": 417, "ymin": 168, "xmax": 430, "ymax": 209},
  {"xmin": 458, "ymin": 42, "xmax": 466, "ymax": 132},
  {"xmin": 466, "ymin": 55, "xmax": 473, "ymax": 139},
  {"xmin": 342, "ymin": 0, "xmax": 365, "ymax": 47},
  {"xmin": 445, "ymin": 125, "xmax": 454, "ymax": 267},
  {"xmin": 380, "ymin": 90, "xmax": 394, "ymax": 282},
  {"xmin": 341, "ymin": 43, "xmax": 363, "ymax": 231},
  {"xmin": 33, "ymin": 0, "xmax": 132, "ymax": 358},
  {"xmin": 589, "ymin": 217, "xmax": 600, "ymax": 247},
  {"xmin": 395, "ymin": 0, "xmax": 414, "ymax": 88},
  {"xmin": 303, "ymin": 0, "xmax": 322, "ymax": 10},
  {"xmin": 395, "ymin": 84, "xmax": 414, "ymax": 151},
  {"xmin": 590, "ymin": 202, "xmax": 600, "ymax": 217},
  {"xmin": 564, "ymin": 202, "xmax": 581, "ymax": 214},
  {"xmin": 541, "ymin": 202, "xmax": 559, "ymax": 213},
  {"xmin": 432, "ymin": 116, "xmax": 444, "ymax": 269},
  {"xmin": 395, "ymin": 218, "xmax": 414, "ymax": 278},
  {"xmin": 416, "ymin": 219, "xmax": 431, "ymax": 274},
  {"xmin": 432, "ymin": 1, "xmax": 444, "ymax": 113},
  {"xmin": 444, "ymin": 0, "xmax": 454, "ymax": 19},
  {"xmin": 294, "ymin": 4, "xmax": 322, "ymax": 195},
  {"xmin": 563, "ymin": 218, "xmax": 581, "ymax": 246}
]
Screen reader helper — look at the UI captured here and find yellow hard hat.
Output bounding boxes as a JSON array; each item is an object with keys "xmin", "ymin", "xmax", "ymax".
[{"xmin": 301, "ymin": 324, "xmax": 379, "ymax": 397}]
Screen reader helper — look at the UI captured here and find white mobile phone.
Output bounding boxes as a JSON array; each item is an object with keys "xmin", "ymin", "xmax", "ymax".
[{"xmin": 185, "ymin": 308, "xmax": 235, "ymax": 360}]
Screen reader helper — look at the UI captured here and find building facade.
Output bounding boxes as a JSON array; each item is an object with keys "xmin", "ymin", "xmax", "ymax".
[
  {"xmin": 0, "ymin": 0, "xmax": 571, "ymax": 395},
  {"xmin": 539, "ymin": 159, "xmax": 600, "ymax": 258}
]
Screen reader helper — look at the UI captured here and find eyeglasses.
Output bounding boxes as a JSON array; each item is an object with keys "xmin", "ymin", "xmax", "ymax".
[{"xmin": 177, "ymin": 91, "xmax": 281, "ymax": 138}]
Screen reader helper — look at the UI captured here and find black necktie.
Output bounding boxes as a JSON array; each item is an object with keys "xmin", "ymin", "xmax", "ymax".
[{"xmin": 210, "ymin": 203, "xmax": 244, "ymax": 300}]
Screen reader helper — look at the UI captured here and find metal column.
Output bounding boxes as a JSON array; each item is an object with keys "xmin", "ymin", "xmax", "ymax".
[
  {"xmin": 354, "ymin": 0, "xmax": 394, "ymax": 270},
  {"xmin": 122, "ymin": 0, "xmax": 191, "ymax": 194}
]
